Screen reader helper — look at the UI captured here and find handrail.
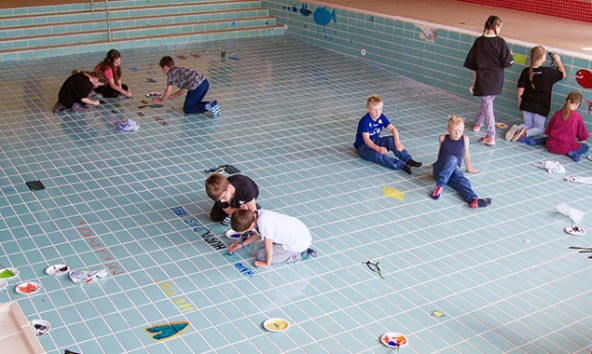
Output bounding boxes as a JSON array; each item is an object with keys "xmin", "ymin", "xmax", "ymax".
[
  {"xmin": 90, "ymin": 0, "xmax": 111, "ymax": 41},
  {"xmin": 105, "ymin": 0, "xmax": 112, "ymax": 41}
]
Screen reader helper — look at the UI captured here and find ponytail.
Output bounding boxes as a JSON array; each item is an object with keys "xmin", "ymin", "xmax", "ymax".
[
  {"xmin": 561, "ymin": 92, "xmax": 582, "ymax": 121},
  {"xmin": 528, "ymin": 46, "xmax": 546, "ymax": 90}
]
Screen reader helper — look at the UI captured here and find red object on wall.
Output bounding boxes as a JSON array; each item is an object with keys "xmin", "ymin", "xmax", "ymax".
[{"xmin": 453, "ymin": 0, "xmax": 592, "ymax": 24}]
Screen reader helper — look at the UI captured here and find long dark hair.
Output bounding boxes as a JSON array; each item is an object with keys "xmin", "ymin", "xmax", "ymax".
[{"xmin": 97, "ymin": 49, "xmax": 122, "ymax": 82}]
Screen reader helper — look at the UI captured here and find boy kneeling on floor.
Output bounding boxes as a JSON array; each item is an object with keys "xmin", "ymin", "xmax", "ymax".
[{"xmin": 228, "ymin": 209, "xmax": 317, "ymax": 268}]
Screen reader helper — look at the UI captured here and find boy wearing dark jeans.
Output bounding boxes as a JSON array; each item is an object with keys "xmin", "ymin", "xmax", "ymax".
[
  {"xmin": 153, "ymin": 56, "xmax": 220, "ymax": 116},
  {"xmin": 354, "ymin": 95, "xmax": 421, "ymax": 175}
]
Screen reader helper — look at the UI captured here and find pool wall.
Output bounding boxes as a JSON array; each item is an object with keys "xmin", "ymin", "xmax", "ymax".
[{"xmin": 264, "ymin": 0, "xmax": 592, "ymax": 124}]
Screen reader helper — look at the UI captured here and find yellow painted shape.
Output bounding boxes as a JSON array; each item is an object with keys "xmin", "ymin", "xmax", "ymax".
[
  {"xmin": 383, "ymin": 186, "xmax": 404, "ymax": 201},
  {"xmin": 513, "ymin": 53, "xmax": 527, "ymax": 65}
]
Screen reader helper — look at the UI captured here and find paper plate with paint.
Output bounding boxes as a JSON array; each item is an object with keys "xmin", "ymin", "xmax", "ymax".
[
  {"xmin": 45, "ymin": 264, "xmax": 70, "ymax": 276},
  {"xmin": 225, "ymin": 229, "xmax": 243, "ymax": 240},
  {"xmin": 0, "ymin": 278, "xmax": 7, "ymax": 290},
  {"xmin": 495, "ymin": 122, "xmax": 508, "ymax": 128},
  {"xmin": 69, "ymin": 269, "xmax": 109, "ymax": 285},
  {"xmin": 15, "ymin": 282, "xmax": 41, "ymax": 295},
  {"xmin": 380, "ymin": 332, "xmax": 408, "ymax": 349},
  {"xmin": 565, "ymin": 226, "xmax": 586, "ymax": 236},
  {"xmin": 263, "ymin": 318, "xmax": 289, "ymax": 332},
  {"xmin": 146, "ymin": 92, "xmax": 163, "ymax": 98},
  {"xmin": 0, "ymin": 267, "xmax": 19, "ymax": 280},
  {"xmin": 31, "ymin": 319, "xmax": 51, "ymax": 336}
]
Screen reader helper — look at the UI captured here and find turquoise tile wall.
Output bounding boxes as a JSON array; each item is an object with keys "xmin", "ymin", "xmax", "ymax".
[{"xmin": 263, "ymin": 0, "xmax": 592, "ymax": 123}]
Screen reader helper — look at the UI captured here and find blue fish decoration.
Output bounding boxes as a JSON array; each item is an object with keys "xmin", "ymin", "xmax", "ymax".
[{"xmin": 313, "ymin": 7, "xmax": 336, "ymax": 26}]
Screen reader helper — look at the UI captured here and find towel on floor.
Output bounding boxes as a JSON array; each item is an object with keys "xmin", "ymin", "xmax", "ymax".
[{"xmin": 533, "ymin": 160, "xmax": 566, "ymax": 174}]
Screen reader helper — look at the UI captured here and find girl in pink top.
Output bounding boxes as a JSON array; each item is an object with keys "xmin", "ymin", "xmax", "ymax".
[
  {"xmin": 94, "ymin": 49, "xmax": 132, "ymax": 98},
  {"xmin": 526, "ymin": 92, "xmax": 589, "ymax": 162}
]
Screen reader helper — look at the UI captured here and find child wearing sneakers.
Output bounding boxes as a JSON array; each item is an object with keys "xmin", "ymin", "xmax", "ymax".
[
  {"xmin": 431, "ymin": 115, "xmax": 492, "ymax": 208},
  {"xmin": 354, "ymin": 95, "xmax": 422, "ymax": 175},
  {"xmin": 205, "ymin": 173, "xmax": 260, "ymax": 225},
  {"xmin": 506, "ymin": 46, "xmax": 565, "ymax": 142},
  {"xmin": 153, "ymin": 56, "xmax": 220, "ymax": 116},
  {"xmin": 523, "ymin": 92, "xmax": 589, "ymax": 162},
  {"xmin": 53, "ymin": 71, "xmax": 106, "ymax": 114},
  {"xmin": 464, "ymin": 15, "xmax": 513, "ymax": 146},
  {"xmin": 228, "ymin": 209, "xmax": 316, "ymax": 268}
]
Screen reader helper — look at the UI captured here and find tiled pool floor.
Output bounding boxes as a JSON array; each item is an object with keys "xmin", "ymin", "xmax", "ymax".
[{"xmin": 0, "ymin": 36, "xmax": 591, "ymax": 354}]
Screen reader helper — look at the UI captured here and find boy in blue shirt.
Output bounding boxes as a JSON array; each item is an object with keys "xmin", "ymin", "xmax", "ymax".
[
  {"xmin": 431, "ymin": 115, "xmax": 492, "ymax": 208},
  {"xmin": 354, "ymin": 95, "xmax": 421, "ymax": 174}
]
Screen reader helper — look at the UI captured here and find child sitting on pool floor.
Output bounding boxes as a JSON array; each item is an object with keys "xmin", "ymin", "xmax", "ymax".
[
  {"xmin": 431, "ymin": 115, "xmax": 492, "ymax": 208},
  {"xmin": 354, "ymin": 95, "xmax": 422, "ymax": 175},
  {"xmin": 53, "ymin": 71, "xmax": 106, "ymax": 113},
  {"xmin": 227, "ymin": 209, "xmax": 316, "ymax": 268}
]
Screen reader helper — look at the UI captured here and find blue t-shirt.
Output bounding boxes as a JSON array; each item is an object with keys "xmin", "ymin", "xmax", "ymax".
[{"xmin": 354, "ymin": 113, "xmax": 391, "ymax": 149}]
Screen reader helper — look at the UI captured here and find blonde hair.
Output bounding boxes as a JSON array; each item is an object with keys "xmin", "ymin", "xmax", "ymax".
[
  {"xmin": 366, "ymin": 95, "xmax": 383, "ymax": 107},
  {"xmin": 483, "ymin": 15, "xmax": 503, "ymax": 35},
  {"xmin": 230, "ymin": 209, "xmax": 256, "ymax": 233},
  {"xmin": 561, "ymin": 92, "xmax": 582, "ymax": 121},
  {"xmin": 528, "ymin": 46, "xmax": 546, "ymax": 90},
  {"xmin": 448, "ymin": 115, "xmax": 465, "ymax": 128}
]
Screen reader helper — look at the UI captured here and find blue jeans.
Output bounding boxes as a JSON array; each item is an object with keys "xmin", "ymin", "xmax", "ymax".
[
  {"xmin": 183, "ymin": 79, "xmax": 210, "ymax": 114},
  {"xmin": 521, "ymin": 136, "xmax": 546, "ymax": 145},
  {"xmin": 357, "ymin": 136, "xmax": 412, "ymax": 170},
  {"xmin": 518, "ymin": 111, "xmax": 546, "ymax": 137},
  {"xmin": 433, "ymin": 155, "xmax": 477, "ymax": 203}
]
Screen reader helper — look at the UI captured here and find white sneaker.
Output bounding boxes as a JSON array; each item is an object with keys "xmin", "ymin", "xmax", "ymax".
[{"xmin": 505, "ymin": 125, "xmax": 517, "ymax": 141}]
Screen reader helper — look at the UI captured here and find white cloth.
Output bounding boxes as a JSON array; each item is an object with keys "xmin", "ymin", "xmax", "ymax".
[
  {"xmin": 533, "ymin": 160, "xmax": 565, "ymax": 174},
  {"xmin": 257, "ymin": 210, "xmax": 311, "ymax": 253},
  {"xmin": 565, "ymin": 176, "xmax": 592, "ymax": 184}
]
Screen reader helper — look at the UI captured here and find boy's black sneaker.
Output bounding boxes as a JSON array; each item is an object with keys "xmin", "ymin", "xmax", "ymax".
[
  {"xmin": 470, "ymin": 197, "xmax": 492, "ymax": 208},
  {"xmin": 402, "ymin": 164, "xmax": 412, "ymax": 175},
  {"xmin": 407, "ymin": 159, "xmax": 422, "ymax": 168}
]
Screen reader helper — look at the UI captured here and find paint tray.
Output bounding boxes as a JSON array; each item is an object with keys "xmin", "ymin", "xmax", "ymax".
[{"xmin": 0, "ymin": 301, "xmax": 44, "ymax": 353}]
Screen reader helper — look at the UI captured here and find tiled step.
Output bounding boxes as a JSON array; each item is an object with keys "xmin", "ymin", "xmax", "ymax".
[
  {"xmin": 0, "ymin": 8, "xmax": 270, "ymax": 38},
  {"xmin": 0, "ymin": 15, "xmax": 276, "ymax": 49},
  {"xmin": 0, "ymin": 0, "xmax": 229, "ymax": 17},
  {"xmin": 0, "ymin": 0, "xmax": 284, "ymax": 61},
  {"xmin": 0, "ymin": 0, "xmax": 262, "ymax": 27},
  {"xmin": 0, "ymin": 24, "xmax": 284, "ymax": 61}
]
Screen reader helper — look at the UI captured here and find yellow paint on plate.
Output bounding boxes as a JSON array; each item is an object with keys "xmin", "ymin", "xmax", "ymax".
[{"xmin": 263, "ymin": 318, "xmax": 289, "ymax": 332}]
